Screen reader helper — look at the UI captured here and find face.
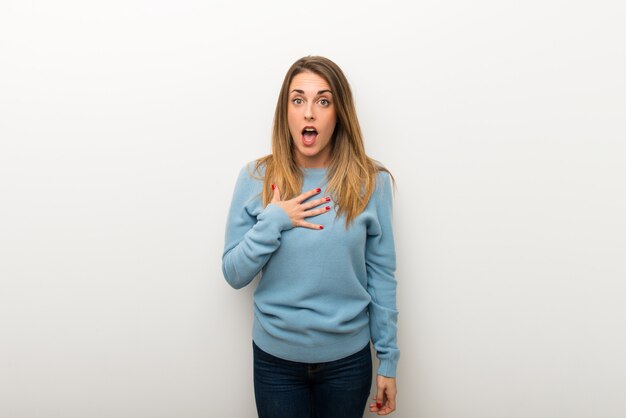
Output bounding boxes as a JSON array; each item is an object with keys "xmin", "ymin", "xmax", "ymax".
[{"xmin": 287, "ymin": 71, "xmax": 337, "ymax": 168}]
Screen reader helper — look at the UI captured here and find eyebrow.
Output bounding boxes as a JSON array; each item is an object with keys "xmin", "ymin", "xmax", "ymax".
[{"xmin": 290, "ymin": 89, "xmax": 333, "ymax": 95}]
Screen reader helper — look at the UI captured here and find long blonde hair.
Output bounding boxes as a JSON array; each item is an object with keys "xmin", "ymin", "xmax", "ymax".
[{"xmin": 254, "ymin": 56, "xmax": 391, "ymax": 226}]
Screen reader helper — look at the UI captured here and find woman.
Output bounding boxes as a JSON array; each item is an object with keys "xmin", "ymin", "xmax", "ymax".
[{"xmin": 222, "ymin": 56, "xmax": 399, "ymax": 417}]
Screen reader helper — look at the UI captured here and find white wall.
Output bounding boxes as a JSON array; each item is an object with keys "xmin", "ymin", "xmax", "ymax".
[{"xmin": 1, "ymin": 1, "xmax": 624, "ymax": 417}]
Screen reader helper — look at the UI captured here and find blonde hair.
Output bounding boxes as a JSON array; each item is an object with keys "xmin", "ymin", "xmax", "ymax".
[{"xmin": 254, "ymin": 56, "xmax": 391, "ymax": 226}]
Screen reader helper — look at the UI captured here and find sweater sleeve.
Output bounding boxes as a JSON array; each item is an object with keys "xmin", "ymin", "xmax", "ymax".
[
  {"xmin": 222, "ymin": 165, "xmax": 293, "ymax": 289},
  {"xmin": 366, "ymin": 171, "xmax": 400, "ymax": 377}
]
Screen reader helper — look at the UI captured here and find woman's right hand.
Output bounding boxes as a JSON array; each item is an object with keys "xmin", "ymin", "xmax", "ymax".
[{"xmin": 271, "ymin": 184, "xmax": 331, "ymax": 230}]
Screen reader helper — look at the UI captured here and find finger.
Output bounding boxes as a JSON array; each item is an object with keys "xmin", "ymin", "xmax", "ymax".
[
  {"xmin": 270, "ymin": 184, "xmax": 281, "ymax": 203},
  {"xmin": 369, "ymin": 398, "xmax": 378, "ymax": 410},
  {"xmin": 378, "ymin": 403, "xmax": 392, "ymax": 416},
  {"xmin": 295, "ymin": 187, "xmax": 322, "ymax": 203},
  {"xmin": 378, "ymin": 391, "xmax": 396, "ymax": 415},
  {"xmin": 302, "ymin": 205, "xmax": 331, "ymax": 218},
  {"xmin": 387, "ymin": 389, "xmax": 397, "ymax": 411},
  {"xmin": 378, "ymin": 402, "xmax": 392, "ymax": 415},
  {"xmin": 301, "ymin": 196, "xmax": 331, "ymax": 210},
  {"xmin": 378, "ymin": 406, "xmax": 395, "ymax": 415},
  {"xmin": 375, "ymin": 386, "xmax": 385, "ymax": 412},
  {"xmin": 296, "ymin": 220, "xmax": 324, "ymax": 230}
]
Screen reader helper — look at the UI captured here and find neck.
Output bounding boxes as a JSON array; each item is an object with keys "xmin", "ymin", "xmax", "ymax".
[{"xmin": 294, "ymin": 149, "xmax": 332, "ymax": 169}]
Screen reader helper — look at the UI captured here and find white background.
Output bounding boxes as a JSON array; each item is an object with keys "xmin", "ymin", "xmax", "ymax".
[{"xmin": 1, "ymin": 1, "xmax": 625, "ymax": 417}]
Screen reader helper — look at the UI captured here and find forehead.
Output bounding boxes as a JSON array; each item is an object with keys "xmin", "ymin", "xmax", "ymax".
[{"xmin": 288, "ymin": 71, "xmax": 331, "ymax": 93}]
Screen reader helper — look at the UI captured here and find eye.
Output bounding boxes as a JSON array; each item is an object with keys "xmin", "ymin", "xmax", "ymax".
[
  {"xmin": 319, "ymin": 98, "xmax": 330, "ymax": 107},
  {"xmin": 292, "ymin": 98, "xmax": 303, "ymax": 105}
]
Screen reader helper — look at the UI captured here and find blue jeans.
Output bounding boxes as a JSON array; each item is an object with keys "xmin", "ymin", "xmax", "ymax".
[{"xmin": 253, "ymin": 341, "xmax": 372, "ymax": 418}]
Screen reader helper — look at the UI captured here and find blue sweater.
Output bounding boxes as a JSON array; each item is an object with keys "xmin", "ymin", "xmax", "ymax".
[{"xmin": 222, "ymin": 162, "xmax": 399, "ymax": 377}]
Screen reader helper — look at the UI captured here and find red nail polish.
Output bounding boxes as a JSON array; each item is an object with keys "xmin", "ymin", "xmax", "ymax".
[
  {"xmin": 325, "ymin": 206, "xmax": 330, "ymax": 211},
  {"xmin": 376, "ymin": 402, "xmax": 382, "ymax": 409},
  {"xmin": 271, "ymin": 184, "xmax": 276, "ymax": 190},
  {"xmin": 325, "ymin": 197, "xmax": 330, "ymax": 202},
  {"xmin": 316, "ymin": 188, "xmax": 321, "ymax": 193},
  {"xmin": 319, "ymin": 225, "xmax": 324, "ymax": 230}
]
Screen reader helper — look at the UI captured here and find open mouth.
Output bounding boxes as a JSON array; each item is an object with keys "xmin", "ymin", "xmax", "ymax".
[{"xmin": 302, "ymin": 127, "xmax": 318, "ymax": 146}]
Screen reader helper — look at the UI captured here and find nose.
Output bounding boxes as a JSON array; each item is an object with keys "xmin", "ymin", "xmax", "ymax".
[{"xmin": 304, "ymin": 103, "xmax": 315, "ymax": 120}]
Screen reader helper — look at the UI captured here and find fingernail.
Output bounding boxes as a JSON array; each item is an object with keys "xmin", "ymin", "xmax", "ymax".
[
  {"xmin": 376, "ymin": 402, "xmax": 382, "ymax": 409},
  {"xmin": 325, "ymin": 197, "xmax": 330, "ymax": 202},
  {"xmin": 316, "ymin": 188, "xmax": 321, "ymax": 193},
  {"xmin": 271, "ymin": 184, "xmax": 276, "ymax": 190},
  {"xmin": 319, "ymin": 225, "xmax": 324, "ymax": 230},
  {"xmin": 325, "ymin": 206, "xmax": 330, "ymax": 211}
]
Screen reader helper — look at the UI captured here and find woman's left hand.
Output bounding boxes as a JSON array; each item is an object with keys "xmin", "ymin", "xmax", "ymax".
[{"xmin": 369, "ymin": 375, "xmax": 397, "ymax": 415}]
